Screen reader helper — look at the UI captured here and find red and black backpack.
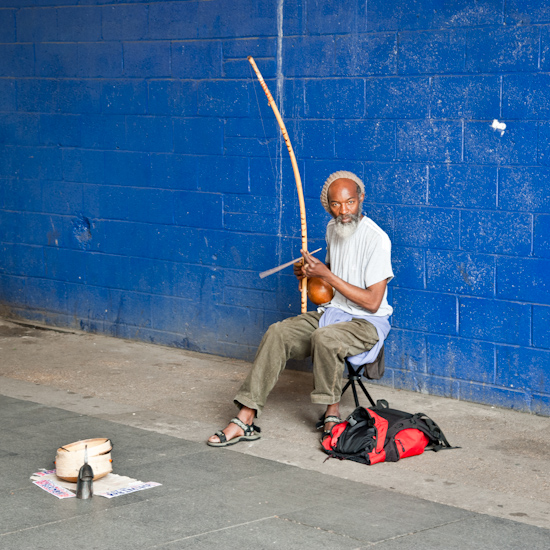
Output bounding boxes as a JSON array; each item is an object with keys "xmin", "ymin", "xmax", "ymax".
[{"xmin": 321, "ymin": 400, "xmax": 456, "ymax": 465}]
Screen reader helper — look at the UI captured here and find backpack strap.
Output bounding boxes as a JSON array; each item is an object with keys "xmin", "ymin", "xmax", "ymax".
[
  {"xmin": 344, "ymin": 407, "xmax": 378, "ymax": 435},
  {"xmin": 346, "ymin": 410, "xmax": 372, "ymax": 429},
  {"xmin": 409, "ymin": 413, "xmax": 460, "ymax": 451},
  {"xmin": 382, "ymin": 412, "xmax": 459, "ymax": 451}
]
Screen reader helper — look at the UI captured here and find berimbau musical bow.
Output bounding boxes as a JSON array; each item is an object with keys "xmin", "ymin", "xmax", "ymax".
[{"xmin": 248, "ymin": 56, "xmax": 308, "ymax": 313}]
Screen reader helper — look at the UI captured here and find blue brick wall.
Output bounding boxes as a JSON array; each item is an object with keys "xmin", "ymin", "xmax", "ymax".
[{"xmin": 1, "ymin": 0, "xmax": 550, "ymax": 415}]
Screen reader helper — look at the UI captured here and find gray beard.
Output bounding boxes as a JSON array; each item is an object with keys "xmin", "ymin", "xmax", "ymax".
[{"xmin": 333, "ymin": 213, "xmax": 361, "ymax": 239}]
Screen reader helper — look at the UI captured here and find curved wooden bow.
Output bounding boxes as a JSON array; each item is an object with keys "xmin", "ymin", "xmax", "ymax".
[{"xmin": 248, "ymin": 56, "xmax": 308, "ymax": 313}]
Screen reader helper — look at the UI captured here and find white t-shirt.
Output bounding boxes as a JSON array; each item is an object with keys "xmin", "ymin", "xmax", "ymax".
[{"xmin": 323, "ymin": 216, "xmax": 394, "ymax": 317}]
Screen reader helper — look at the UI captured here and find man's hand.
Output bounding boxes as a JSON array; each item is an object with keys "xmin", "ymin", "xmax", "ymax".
[
  {"xmin": 293, "ymin": 259, "xmax": 305, "ymax": 281},
  {"xmin": 300, "ymin": 249, "xmax": 331, "ymax": 280}
]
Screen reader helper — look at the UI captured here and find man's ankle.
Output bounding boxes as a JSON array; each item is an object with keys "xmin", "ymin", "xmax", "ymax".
[{"xmin": 237, "ymin": 406, "xmax": 256, "ymax": 424}]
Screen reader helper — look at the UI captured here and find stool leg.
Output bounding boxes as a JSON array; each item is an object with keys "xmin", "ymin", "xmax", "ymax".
[
  {"xmin": 342, "ymin": 363, "xmax": 361, "ymax": 408},
  {"xmin": 357, "ymin": 378, "xmax": 376, "ymax": 407},
  {"xmin": 350, "ymin": 379, "xmax": 360, "ymax": 408},
  {"xmin": 341, "ymin": 379, "xmax": 352, "ymax": 395},
  {"xmin": 342, "ymin": 361, "xmax": 378, "ymax": 408}
]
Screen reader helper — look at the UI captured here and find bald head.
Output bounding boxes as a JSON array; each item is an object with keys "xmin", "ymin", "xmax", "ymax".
[{"xmin": 327, "ymin": 178, "xmax": 362, "ymax": 203}]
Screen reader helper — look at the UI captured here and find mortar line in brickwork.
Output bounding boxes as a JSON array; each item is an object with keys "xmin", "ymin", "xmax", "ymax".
[
  {"xmin": 495, "ymin": 167, "xmax": 500, "ymax": 209},
  {"xmin": 493, "ymin": 253, "xmax": 498, "ymax": 298},
  {"xmin": 221, "ymin": 191, "xmax": 226, "ymax": 230},
  {"xmin": 145, "ymin": 5, "xmax": 150, "ymax": 46},
  {"xmin": 422, "ymin": 249, "xmax": 426, "ymax": 290},
  {"xmin": 538, "ymin": 26, "xmax": 542, "ymax": 70},
  {"xmin": 493, "ymin": 345, "xmax": 497, "ymax": 384},
  {"xmin": 499, "ymin": 75, "xmax": 503, "ymax": 119},
  {"xmin": 99, "ymin": 6, "xmax": 104, "ymax": 41},
  {"xmin": 458, "ymin": 210, "xmax": 462, "ymax": 250},
  {"xmin": 362, "ymin": 79, "xmax": 366, "ymax": 118},
  {"xmin": 455, "ymin": 296, "xmax": 459, "ymax": 335},
  {"xmin": 460, "ymin": 119, "xmax": 464, "ymax": 162},
  {"xmin": 425, "ymin": 165, "xmax": 429, "ymax": 206},
  {"xmin": 530, "ymin": 305, "xmax": 534, "ymax": 347},
  {"xmin": 395, "ymin": 32, "xmax": 400, "ymax": 76},
  {"xmin": 536, "ymin": 121, "xmax": 540, "ymax": 170},
  {"xmin": 428, "ymin": 77, "xmax": 432, "ymax": 119},
  {"xmin": 530, "ymin": 214, "xmax": 534, "ymax": 257},
  {"xmin": 276, "ymin": 0, "xmax": 284, "ymax": 260}
]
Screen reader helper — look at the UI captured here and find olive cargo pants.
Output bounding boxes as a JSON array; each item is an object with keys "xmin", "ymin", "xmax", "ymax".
[{"xmin": 234, "ymin": 311, "xmax": 379, "ymax": 416}]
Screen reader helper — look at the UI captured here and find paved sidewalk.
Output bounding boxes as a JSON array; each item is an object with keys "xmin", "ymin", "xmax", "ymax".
[{"xmin": 1, "ymin": 318, "xmax": 549, "ymax": 548}]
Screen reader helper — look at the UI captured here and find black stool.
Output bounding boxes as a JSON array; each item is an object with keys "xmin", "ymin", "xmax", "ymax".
[{"xmin": 341, "ymin": 345, "xmax": 385, "ymax": 408}]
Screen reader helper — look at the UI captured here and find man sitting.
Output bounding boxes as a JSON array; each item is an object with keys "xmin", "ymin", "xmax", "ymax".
[{"xmin": 208, "ymin": 171, "xmax": 394, "ymax": 446}]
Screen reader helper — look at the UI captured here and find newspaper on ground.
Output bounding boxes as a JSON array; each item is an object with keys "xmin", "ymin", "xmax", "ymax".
[{"xmin": 31, "ymin": 470, "xmax": 161, "ymax": 499}]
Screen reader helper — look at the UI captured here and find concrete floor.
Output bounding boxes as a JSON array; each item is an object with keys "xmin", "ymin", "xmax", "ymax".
[{"xmin": 1, "ymin": 316, "xmax": 549, "ymax": 546}]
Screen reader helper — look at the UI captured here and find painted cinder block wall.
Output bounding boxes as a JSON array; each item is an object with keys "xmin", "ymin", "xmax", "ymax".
[{"xmin": 1, "ymin": 1, "xmax": 549, "ymax": 415}]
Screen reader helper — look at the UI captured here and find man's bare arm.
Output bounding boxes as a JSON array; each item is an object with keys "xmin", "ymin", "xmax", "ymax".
[{"xmin": 301, "ymin": 249, "xmax": 388, "ymax": 314}]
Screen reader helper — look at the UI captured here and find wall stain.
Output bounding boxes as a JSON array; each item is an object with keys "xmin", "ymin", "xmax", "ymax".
[
  {"xmin": 72, "ymin": 215, "xmax": 93, "ymax": 249},
  {"xmin": 47, "ymin": 229, "xmax": 60, "ymax": 246},
  {"xmin": 458, "ymin": 263, "xmax": 474, "ymax": 287}
]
